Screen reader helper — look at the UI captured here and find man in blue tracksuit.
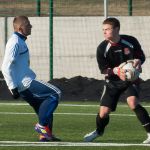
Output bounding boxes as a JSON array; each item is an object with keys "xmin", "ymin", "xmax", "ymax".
[{"xmin": 1, "ymin": 16, "xmax": 61, "ymax": 142}]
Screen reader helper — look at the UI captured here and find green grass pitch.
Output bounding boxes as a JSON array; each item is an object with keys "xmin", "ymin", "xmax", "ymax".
[{"xmin": 0, "ymin": 101, "xmax": 150, "ymax": 150}]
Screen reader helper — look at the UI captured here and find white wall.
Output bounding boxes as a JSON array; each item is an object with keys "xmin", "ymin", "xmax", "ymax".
[
  {"xmin": 54, "ymin": 16, "xmax": 150, "ymax": 80},
  {"xmin": 0, "ymin": 18, "xmax": 6, "ymax": 68},
  {"xmin": 0, "ymin": 16, "xmax": 150, "ymax": 81}
]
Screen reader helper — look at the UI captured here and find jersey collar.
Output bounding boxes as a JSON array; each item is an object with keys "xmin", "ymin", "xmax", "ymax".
[
  {"xmin": 14, "ymin": 32, "xmax": 27, "ymax": 41},
  {"xmin": 109, "ymin": 38, "xmax": 121, "ymax": 46}
]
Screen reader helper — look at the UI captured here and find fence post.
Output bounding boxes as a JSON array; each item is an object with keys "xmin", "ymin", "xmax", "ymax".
[
  {"xmin": 36, "ymin": 0, "xmax": 41, "ymax": 16},
  {"xmin": 49, "ymin": 0, "xmax": 53, "ymax": 80},
  {"xmin": 128, "ymin": 0, "xmax": 132, "ymax": 16},
  {"xmin": 4, "ymin": 17, "xmax": 8, "ymax": 45},
  {"xmin": 104, "ymin": 0, "xmax": 108, "ymax": 18}
]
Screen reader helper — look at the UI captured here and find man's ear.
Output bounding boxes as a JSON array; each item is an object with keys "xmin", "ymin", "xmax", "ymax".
[{"xmin": 18, "ymin": 26, "xmax": 23, "ymax": 33}]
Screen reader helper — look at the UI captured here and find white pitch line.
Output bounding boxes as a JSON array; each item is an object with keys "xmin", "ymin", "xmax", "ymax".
[
  {"xmin": 0, "ymin": 103, "xmax": 28, "ymax": 106},
  {"xmin": 0, "ymin": 102, "xmax": 150, "ymax": 108},
  {"xmin": 0, "ymin": 112, "xmax": 35, "ymax": 115},
  {"xmin": 0, "ymin": 141, "xmax": 149, "ymax": 147},
  {"xmin": 0, "ymin": 111, "xmax": 136, "ymax": 117},
  {"xmin": 60, "ymin": 104, "xmax": 150, "ymax": 108}
]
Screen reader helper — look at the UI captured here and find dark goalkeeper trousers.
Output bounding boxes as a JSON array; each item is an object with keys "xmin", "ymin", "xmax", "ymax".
[{"xmin": 20, "ymin": 79, "xmax": 61, "ymax": 127}]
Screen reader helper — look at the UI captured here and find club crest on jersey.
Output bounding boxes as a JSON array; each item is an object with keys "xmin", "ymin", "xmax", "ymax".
[{"xmin": 124, "ymin": 48, "xmax": 130, "ymax": 55}]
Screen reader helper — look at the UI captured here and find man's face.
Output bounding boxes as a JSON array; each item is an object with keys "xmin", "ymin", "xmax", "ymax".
[
  {"xmin": 20, "ymin": 19, "xmax": 32, "ymax": 36},
  {"xmin": 102, "ymin": 24, "xmax": 119, "ymax": 41}
]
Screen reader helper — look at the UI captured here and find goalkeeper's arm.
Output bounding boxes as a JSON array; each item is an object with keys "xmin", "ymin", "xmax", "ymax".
[{"xmin": 102, "ymin": 67, "xmax": 126, "ymax": 81}]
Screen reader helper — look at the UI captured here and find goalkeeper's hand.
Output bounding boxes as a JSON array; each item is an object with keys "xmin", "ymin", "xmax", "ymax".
[
  {"xmin": 113, "ymin": 66, "xmax": 126, "ymax": 81},
  {"xmin": 127, "ymin": 59, "xmax": 142, "ymax": 73},
  {"xmin": 10, "ymin": 88, "xmax": 20, "ymax": 99},
  {"xmin": 133, "ymin": 59, "xmax": 142, "ymax": 73}
]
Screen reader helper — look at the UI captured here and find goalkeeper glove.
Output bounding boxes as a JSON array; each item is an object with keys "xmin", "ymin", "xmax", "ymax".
[{"xmin": 10, "ymin": 88, "xmax": 20, "ymax": 99}]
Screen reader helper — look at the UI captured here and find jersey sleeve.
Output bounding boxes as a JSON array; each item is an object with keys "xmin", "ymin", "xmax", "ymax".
[
  {"xmin": 1, "ymin": 40, "xmax": 19, "ymax": 89},
  {"xmin": 96, "ymin": 43, "xmax": 110, "ymax": 74},
  {"xmin": 132, "ymin": 37, "xmax": 145, "ymax": 64}
]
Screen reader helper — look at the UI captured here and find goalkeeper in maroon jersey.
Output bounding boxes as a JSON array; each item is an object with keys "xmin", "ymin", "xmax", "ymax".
[{"xmin": 84, "ymin": 17, "xmax": 150, "ymax": 144}]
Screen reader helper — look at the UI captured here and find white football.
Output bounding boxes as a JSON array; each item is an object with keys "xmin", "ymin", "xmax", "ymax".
[{"xmin": 122, "ymin": 62, "xmax": 140, "ymax": 81}]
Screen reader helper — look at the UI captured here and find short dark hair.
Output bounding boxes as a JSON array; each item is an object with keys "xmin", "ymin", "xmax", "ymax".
[{"xmin": 103, "ymin": 17, "xmax": 120, "ymax": 30}]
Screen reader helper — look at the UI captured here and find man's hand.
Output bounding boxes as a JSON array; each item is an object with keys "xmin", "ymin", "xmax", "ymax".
[
  {"xmin": 10, "ymin": 88, "xmax": 20, "ymax": 99},
  {"xmin": 127, "ymin": 59, "xmax": 142, "ymax": 73},
  {"xmin": 113, "ymin": 67, "xmax": 126, "ymax": 81},
  {"xmin": 133, "ymin": 59, "xmax": 142, "ymax": 73}
]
